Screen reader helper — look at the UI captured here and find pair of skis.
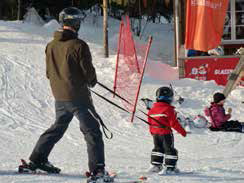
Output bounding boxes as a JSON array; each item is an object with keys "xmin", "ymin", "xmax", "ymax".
[
  {"xmin": 17, "ymin": 160, "xmax": 194, "ymax": 183},
  {"xmin": 18, "ymin": 159, "xmax": 147, "ymax": 183}
]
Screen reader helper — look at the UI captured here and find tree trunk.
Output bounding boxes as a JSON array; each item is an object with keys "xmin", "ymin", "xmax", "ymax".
[
  {"xmin": 17, "ymin": 0, "xmax": 21, "ymax": 20},
  {"xmin": 0, "ymin": 1, "xmax": 2, "ymax": 19},
  {"xmin": 103, "ymin": 0, "xmax": 109, "ymax": 58}
]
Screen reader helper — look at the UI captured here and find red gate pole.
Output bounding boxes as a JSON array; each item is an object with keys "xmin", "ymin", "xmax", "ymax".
[
  {"xmin": 131, "ymin": 36, "xmax": 153, "ymax": 122},
  {"xmin": 126, "ymin": 16, "xmax": 140, "ymax": 73},
  {"xmin": 113, "ymin": 21, "xmax": 124, "ymax": 97}
]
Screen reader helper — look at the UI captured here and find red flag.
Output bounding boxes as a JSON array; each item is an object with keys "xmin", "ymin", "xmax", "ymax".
[{"xmin": 185, "ymin": 0, "xmax": 229, "ymax": 52}]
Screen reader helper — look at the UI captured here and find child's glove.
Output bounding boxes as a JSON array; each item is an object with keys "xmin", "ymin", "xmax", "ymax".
[
  {"xmin": 181, "ymin": 130, "xmax": 187, "ymax": 137},
  {"xmin": 227, "ymin": 108, "xmax": 232, "ymax": 114},
  {"xmin": 141, "ymin": 98, "xmax": 153, "ymax": 110}
]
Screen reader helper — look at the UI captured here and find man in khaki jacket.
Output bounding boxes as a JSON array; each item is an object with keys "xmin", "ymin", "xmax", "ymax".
[{"xmin": 19, "ymin": 7, "xmax": 113, "ymax": 183}]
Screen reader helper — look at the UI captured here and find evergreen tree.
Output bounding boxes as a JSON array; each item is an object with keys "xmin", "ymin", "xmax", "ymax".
[{"xmin": 0, "ymin": 0, "xmax": 173, "ymax": 22}]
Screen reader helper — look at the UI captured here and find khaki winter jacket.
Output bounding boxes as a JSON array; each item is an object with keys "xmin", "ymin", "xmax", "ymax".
[{"xmin": 45, "ymin": 29, "xmax": 97, "ymax": 101}]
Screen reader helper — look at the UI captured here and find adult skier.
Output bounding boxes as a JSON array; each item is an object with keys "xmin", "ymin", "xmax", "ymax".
[
  {"xmin": 147, "ymin": 87, "xmax": 187, "ymax": 175},
  {"xmin": 18, "ymin": 7, "xmax": 113, "ymax": 183}
]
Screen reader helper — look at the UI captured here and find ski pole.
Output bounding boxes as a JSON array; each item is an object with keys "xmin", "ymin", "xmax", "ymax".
[
  {"xmin": 89, "ymin": 88, "xmax": 169, "ymax": 129},
  {"xmin": 97, "ymin": 82, "xmax": 168, "ymax": 126},
  {"xmin": 97, "ymin": 81, "xmax": 131, "ymax": 104},
  {"xmin": 98, "ymin": 81, "xmax": 151, "ymax": 115},
  {"xmin": 90, "ymin": 89, "xmax": 149, "ymax": 126}
]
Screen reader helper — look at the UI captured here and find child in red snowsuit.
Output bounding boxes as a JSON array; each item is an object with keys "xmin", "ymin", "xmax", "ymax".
[
  {"xmin": 204, "ymin": 92, "xmax": 244, "ymax": 132},
  {"xmin": 147, "ymin": 87, "xmax": 186, "ymax": 175}
]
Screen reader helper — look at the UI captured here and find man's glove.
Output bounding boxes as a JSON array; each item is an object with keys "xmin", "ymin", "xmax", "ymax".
[{"xmin": 89, "ymin": 77, "xmax": 97, "ymax": 88}]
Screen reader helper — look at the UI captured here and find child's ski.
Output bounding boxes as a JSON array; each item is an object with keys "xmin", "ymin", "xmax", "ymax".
[
  {"xmin": 114, "ymin": 181, "xmax": 145, "ymax": 183},
  {"xmin": 114, "ymin": 175, "xmax": 148, "ymax": 183}
]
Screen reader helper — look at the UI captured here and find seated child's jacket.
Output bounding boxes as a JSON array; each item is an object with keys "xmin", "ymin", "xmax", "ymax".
[
  {"xmin": 148, "ymin": 102, "xmax": 186, "ymax": 136},
  {"xmin": 204, "ymin": 102, "xmax": 231, "ymax": 128}
]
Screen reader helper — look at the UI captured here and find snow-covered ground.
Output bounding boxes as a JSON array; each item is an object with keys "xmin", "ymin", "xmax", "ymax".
[{"xmin": 0, "ymin": 14, "xmax": 244, "ymax": 183}]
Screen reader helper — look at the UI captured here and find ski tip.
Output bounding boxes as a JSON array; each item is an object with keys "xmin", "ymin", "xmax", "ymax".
[
  {"xmin": 85, "ymin": 171, "xmax": 91, "ymax": 177},
  {"xmin": 109, "ymin": 171, "xmax": 117, "ymax": 178},
  {"xmin": 139, "ymin": 176, "xmax": 147, "ymax": 180}
]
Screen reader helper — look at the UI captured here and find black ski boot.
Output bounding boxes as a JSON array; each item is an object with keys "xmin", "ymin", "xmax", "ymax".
[
  {"xmin": 241, "ymin": 124, "xmax": 244, "ymax": 133},
  {"xmin": 18, "ymin": 159, "xmax": 61, "ymax": 174},
  {"xmin": 18, "ymin": 159, "xmax": 36, "ymax": 173},
  {"xmin": 87, "ymin": 170, "xmax": 114, "ymax": 183}
]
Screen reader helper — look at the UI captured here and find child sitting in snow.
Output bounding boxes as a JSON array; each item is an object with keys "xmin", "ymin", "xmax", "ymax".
[
  {"xmin": 204, "ymin": 92, "xmax": 244, "ymax": 133},
  {"xmin": 147, "ymin": 86, "xmax": 186, "ymax": 175}
]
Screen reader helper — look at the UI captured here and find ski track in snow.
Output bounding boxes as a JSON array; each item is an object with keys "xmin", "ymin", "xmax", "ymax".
[{"xmin": 0, "ymin": 20, "xmax": 244, "ymax": 183}]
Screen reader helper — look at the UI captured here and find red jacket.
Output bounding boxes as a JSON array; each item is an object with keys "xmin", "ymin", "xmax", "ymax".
[{"xmin": 148, "ymin": 102, "xmax": 186, "ymax": 136}]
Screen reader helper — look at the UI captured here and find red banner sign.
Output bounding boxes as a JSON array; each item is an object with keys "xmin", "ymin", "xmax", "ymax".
[
  {"xmin": 185, "ymin": 0, "xmax": 229, "ymax": 52},
  {"xmin": 184, "ymin": 57, "xmax": 244, "ymax": 86}
]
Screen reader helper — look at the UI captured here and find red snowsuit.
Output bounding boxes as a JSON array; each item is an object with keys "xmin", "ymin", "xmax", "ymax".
[{"xmin": 148, "ymin": 102, "xmax": 186, "ymax": 136}]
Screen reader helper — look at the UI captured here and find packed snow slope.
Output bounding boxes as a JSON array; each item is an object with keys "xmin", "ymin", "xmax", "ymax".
[{"xmin": 0, "ymin": 17, "xmax": 244, "ymax": 183}]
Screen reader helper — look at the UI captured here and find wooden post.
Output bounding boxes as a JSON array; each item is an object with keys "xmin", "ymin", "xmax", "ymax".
[
  {"xmin": 223, "ymin": 56, "xmax": 244, "ymax": 97},
  {"xmin": 0, "ymin": 0, "xmax": 2, "ymax": 19},
  {"xmin": 17, "ymin": 0, "xmax": 21, "ymax": 20},
  {"xmin": 173, "ymin": 0, "xmax": 177, "ymax": 67},
  {"xmin": 103, "ymin": 0, "xmax": 109, "ymax": 58},
  {"xmin": 175, "ymin": 1, "xmax": 186, "ymax": 76},
  {"xmin": 174, "ymin": 0, "xmax": 185, "ymax": 67},
  {"xmin": 178, "ymin": 45, "xmax": 186, "ymax": 79},
  {"xmin": 173, "ymin": 0, "xmax": 179, "ymax": 67},
  {"xmin": 180, "ymin": 0, "xmax": 186, "ymax": 47},
  {"xmin": 223, "ymin": 48, "xmax": 244, "ymax": 97}
]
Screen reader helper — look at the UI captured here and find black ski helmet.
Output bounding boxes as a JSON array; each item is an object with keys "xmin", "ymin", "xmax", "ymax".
[
  {"xmin": 156, "ymin": 86, "xmax": 174, "ymax": 103},
  {"xmin": 59, "ymin": 7, "xmax": 84, "ymax": 32}
]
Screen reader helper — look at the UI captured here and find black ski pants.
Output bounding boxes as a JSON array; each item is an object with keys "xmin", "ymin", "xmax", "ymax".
[
  {"xmin": 209, "ymin": 120, "xmax": 244, "ymax": 133},
  {"xmin": 151, "ymin": 134, "xmax": 178, "ymax": 168},
  {"xmin": 221, "ymin": 120, "xmax": 243, "ymax": 132},
  {"xmin": 29, "ymin": 100, "xmax": 105, "ymax": 173}
]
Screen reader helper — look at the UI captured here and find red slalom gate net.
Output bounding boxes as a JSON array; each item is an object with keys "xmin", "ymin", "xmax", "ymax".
[{"xmin": 114, "ymin": 16, "xmax": 152, "ymax": 122}]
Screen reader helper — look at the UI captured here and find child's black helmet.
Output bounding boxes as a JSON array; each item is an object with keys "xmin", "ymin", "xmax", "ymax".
[
  {"xmin": 59, "ymin": 7, "xmax": 84, "ymax": 32},
  {"xmin": 156, "ymin": 86, "xmax": 174, "ymax": 103}
]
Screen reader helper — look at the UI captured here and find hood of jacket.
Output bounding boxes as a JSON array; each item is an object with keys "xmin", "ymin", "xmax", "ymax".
[
  {"xmin": 152, "ymin": 101, "xmax": 175, "ymax": 110},
  {"xmin": 53, "ymin": 29, "xmax": 78, "ymax": 41}
]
